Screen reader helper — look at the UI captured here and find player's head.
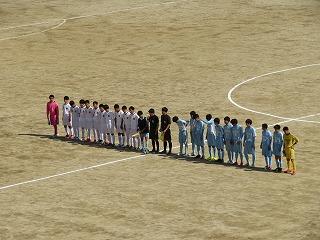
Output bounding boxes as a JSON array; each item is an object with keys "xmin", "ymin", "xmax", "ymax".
[
  {"xmin": 283, "ymin": 126, "xmax": 290, "ymax": 134},
  {"xmin": 104, "ymin": 104, "xmax": 110, "ymax": 111},
  {"xmin": 231, "ymin": 118, "xmax": 238, "ymax": 125},
  {"xmin": 148, "ymin": 108, "xmax": 155, "ymax": 116},
  {"xmin": 194, "ymin": 114, "xmax": 200, "ymax": 120},
  {"xmin": 172, "ymin": 116, "xmax": 179, "ymax": 122},
  {"xmin": 190, "ymin": 111, "xmax": 196, "ymax": 119},
  {"xmin": 49, "ymin": 94, "xmax": 55, "ymax": 102},
  {"xmin": 214, "ymin": 117, "xmax": 220, "ymax": 124},
  {"xmin": 122, "ymin": 105, "xmax": 127, "ymax": 112},
  {"xmin": 129, "ymin": 106, "xmax": 135, "ymax": 113},
  {"xmin": 63, "ymin": 96, "xmax": 69, "ymax": 103},
  {"xmin": 224, "ymin": 116, "xmax": 230, "ymax": 124},
  {"xmin": 93, "ymin": 101, "xmax": 98, "ymax": 108},
  {"xmin": 162, "ymin": 107, "xmax": 168, "ymax": 115},
  {"xmin": 245, "ymin": 119, "xmax": 253, "ymax": 126},
  {"xmin": 99, "ymin": 104, "xmax": 104, "ymax": 111},
  {"xmin": 262, "ymin": 123, "xmax": 268, "ymax": 130},
  {"xmin": 206, "ymin": 114, "xmax": 212, "ymax": 121},
  {"xmin": 70, "ymin": 100, "xmax": 75, "ymax": 107},
  {"xmin": 137, "ymin": 110, "xmax": 143, "ymax": 117},
  {"xmin": 79, "ymin": 99, "xmax": 85, "ymax": 107},
  {"xmin": 85, "ymin": 100, "xmax": 90, "ymax": 107},
  {"xmin": 274, "ymin": 124, "xmax": 281, "ymax": 131},
  {"xmin": 114, "ymin": 104, "xmax": 120, "ymax": 112}
]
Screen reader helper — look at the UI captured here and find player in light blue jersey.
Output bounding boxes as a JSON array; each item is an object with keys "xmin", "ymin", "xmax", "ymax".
[
  {"xmin": 243, "ymin": 119, "xmax": 256, "ymax": 167},
  {"xmin": 189, "ymin": 111, "xmax": 197, "ymax": 156},
  {"xmin": 194, "ymin": 114, "xmax": 205, "ymax": 159},
  {"xmin": 272, "ymin": 124, "xmax": 283, "ymax": 173},
  {"xmin": 223, "ymin": 116, "xmax": 233, "ymax": 164},
  {"xmin": 261, "ymin": 123, "xmax": 273, "ymax": 171},
  {"xmin": 172, "ymin": 116, "xmax": 188, "ymax": 156},
  {"xmin": 231, "ymin": 118, "xmax": 244, "ymax": 166},
  {"xmin": 214, "ymin": 118, "xmax": 224, "ymax": 163}
]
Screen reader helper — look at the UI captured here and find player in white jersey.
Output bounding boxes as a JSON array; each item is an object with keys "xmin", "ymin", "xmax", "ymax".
[
  {"xmin": 99, "ymin": 104, "xmax": 106, "ymax": 144},
  {"xmin": 84, "ymin": 100, "xmax": 94, "ymax": 141},
  {"xmin": 122, "ymin": 106, "xmax": 131, "ymax": 148},
  {"xmin": 92, "ymin": 101, "xmax": 100, "ymax": 143},
  {"xmin": 129, "ymin": 106, "xmax": 140, "ymax": 149},
  {"xmin": 70, "ymin": 100, "xmax": 80, "ymax": 140},
  {"xmin": 62, "ymin": 96, "xmax": 72, "ymax": 138},
  {"xmin": 103, "ymin": 105, "xmax": 115, "ymax": 146},
  {"xmin": 114, "ymin": 104, "xmax": 124, "ymax": 147},
  {"xmin": 78, "ymin": 99, "xmax": 86, "ymax": 140}
]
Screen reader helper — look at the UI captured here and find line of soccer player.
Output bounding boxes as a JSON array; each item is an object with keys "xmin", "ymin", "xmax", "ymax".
[{"xmin": 46, "ymin": 95, "xmax": 299, "ymax": 175}]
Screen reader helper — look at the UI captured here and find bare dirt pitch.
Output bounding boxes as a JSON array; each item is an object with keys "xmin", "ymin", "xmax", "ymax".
[{"xmin": 0, "ymin": 0, "xmax": 319, "ymax": 239}]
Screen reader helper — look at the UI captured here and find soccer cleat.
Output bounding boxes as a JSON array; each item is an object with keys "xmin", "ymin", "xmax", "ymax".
[
  {"xmin": 195, "ymin": 155, "xmax": 201, "ymax": 159},
  {"xmin": 291, "ymin": 171, "xmax": 296, "ymax": 175},
  {"xmin": 159, "ymin": 150, "xmax": 167, "ymax": 154}
]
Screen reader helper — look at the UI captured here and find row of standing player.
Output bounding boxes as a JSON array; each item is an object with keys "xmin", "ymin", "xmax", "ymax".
[{"xmin": 47, "ymin": 95, "xmax": 299, "ymax": 175}]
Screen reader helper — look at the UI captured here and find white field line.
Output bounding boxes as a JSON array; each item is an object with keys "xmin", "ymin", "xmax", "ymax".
[
  {"xmin": 0, "ymin": 19, "xmax": 66, "ymax": 42},
  {"xmin": 0, "ymin": 155, "xmax": 145, "ymax": 191},
  {"xmin": 0, "ymin": 1, "xmax": 182, "ymax": 42},
  {"xmin": 227, "ymin": 63, "xmax": 320, "ymax": 124}
]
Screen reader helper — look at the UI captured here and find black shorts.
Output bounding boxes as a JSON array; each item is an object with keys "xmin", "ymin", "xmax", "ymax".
[
  {"xmin": 149, "ymin": 130, "xmax": 159, "ymax": 140},
  {"xmin": 163, "ymin": 129, "xmax": 171, "ymax": 142}
]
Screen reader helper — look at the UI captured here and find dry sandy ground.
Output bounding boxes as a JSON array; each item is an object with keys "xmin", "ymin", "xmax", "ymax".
[{"xmin": 0, "ymin": 0, "xmax": 319, "ymax": 239}]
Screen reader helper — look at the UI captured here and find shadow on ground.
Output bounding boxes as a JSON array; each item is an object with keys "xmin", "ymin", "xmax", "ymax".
[{"xmin": 18, "ymin": 133, "xmax": 281, "ymax": 174}]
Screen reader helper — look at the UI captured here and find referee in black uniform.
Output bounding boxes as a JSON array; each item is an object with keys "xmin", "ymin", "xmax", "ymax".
[{"xmin": 160, "ymin": 107, "xmax": 172, "ymax": 154}]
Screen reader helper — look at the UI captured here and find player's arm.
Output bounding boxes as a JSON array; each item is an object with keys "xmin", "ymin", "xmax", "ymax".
[
  {"xmin": 56, "ymin": 105, "xmax": 60, "ymax": 124},
  {"xmin": 46, "ymin": 103, "xmax": 50, "ymax": 124}
]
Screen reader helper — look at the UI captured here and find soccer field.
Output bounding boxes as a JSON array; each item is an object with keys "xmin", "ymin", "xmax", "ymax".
[{"xmin": 0, "ymin": 0, "xmax": 319, "ymax": 239}]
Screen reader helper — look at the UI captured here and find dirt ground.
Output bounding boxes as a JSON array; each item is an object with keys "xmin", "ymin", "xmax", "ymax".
[{"xmin": 0, "ymin": 0, "xmax": 319, "ymax": 239}]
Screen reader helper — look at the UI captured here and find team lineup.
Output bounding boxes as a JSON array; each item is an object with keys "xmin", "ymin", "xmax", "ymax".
[{"xmin": 47, "ymin": 94, "xmax": 299, "ymax": 175}]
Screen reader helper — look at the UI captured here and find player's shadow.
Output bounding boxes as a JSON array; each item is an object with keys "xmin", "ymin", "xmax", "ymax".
[
  {"xmin": 18, "ymin": 133, "xmax": 275, "ymax": 173},
  {"xmin": 17, "ymin": 133, "xmax": 139, "ymax": 153},
  {"xmin": 163, "ymin": 153, "xmax": 274, "ymax": 173}
]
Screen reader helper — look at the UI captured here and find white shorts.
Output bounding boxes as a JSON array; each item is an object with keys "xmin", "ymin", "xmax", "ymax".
[
  {"xmin": 116, "ymin": 126, "xmax": 124, "ymax": 134},
  {"xmin": 106, "ymin": 127, "xmax": 115, "ymax": 134},
  {"xmin": 93, "ymin": 119, "xmax": 100, "ymax": 131},
  {"xmin": 86, "ymin": 119, "xmax": 93, "ymax": 129},
  {"xmin": 63, "ymin": 116, "xmax": 72, "ymax": 126},
  {"xmin": 79, "ymin": 118, "xmax": 85, "ymax": 128}
]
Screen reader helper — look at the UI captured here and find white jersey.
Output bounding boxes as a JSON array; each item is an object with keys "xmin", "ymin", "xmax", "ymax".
[
  {"xmin": 123, "ymin": 111, "xmax": 131, "ymax": 133},
  {"xmin": 103, "ymin": 111, "xmax": 115, "ymax": 133},
  {"xmin": 115, "ymin": 110, "xmax": 124, "ymax": 133},
  {"xmin": 130, "ymin": 112, "xmax": 139, "ymax": 134},
  {"xmin": 71, "ymin": 105, "xmax": 80, "ymax": 127},
  {"xmin": 85, "ymin": 107, "xmax": 94, "ymax": 129},
  {"xmin": 79, "ymin": 106, "xmax": 86, "ymax": 128},
  {"xmin": 92, "ymin": 108, "xmax": 100, "ymax": 130},
  {"xmin": 62, "ymin": 103, "xmax": 71, "ymax": 126}
]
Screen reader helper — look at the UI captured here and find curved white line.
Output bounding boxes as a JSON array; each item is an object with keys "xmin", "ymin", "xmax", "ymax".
[
  {"xmin": 0, "ymin": 1, "xmax": 184, "ymax": 42},
  {"xmin": 0, "ymin": 19, "xmax": 66, "ymax": 42},
  {"xmin": 228, "ymin": 63, "xmax": 320, "ymax": 124}
]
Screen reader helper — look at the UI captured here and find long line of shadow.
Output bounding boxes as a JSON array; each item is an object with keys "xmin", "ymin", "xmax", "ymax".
[{"xmin": 18, "ymin": 133, "xmax": 281, "ymax": 174}]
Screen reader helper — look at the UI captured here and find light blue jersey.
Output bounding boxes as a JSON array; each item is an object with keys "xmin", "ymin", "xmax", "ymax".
[
  {"xmin": 176, "ymin": 119, "xmax": 188, "ymax": 144},
  {"xmin": 244, "ymin": 126, "xmax": 256, "ymax": 155},
  {"xmin": 261, "ymin": 130, "xmax": 272, "ymax": 157},
  {"xmin": 224, "ymin": 123, "xmax": 233, "ymax": 141},
  {"xmin": 215, "ymin": 123, "xmax": 224, "ymax": 149},
  {"xmin": 231, "ymin": 124, "xmax": 243, "ymax": 153},
  {"xmin": 272, "ymin": 131, "xmax": 283, "ymax": 157},
  {"xmin": 194, "ymin": 120, "xmax": 205, "ymax": 146}
]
